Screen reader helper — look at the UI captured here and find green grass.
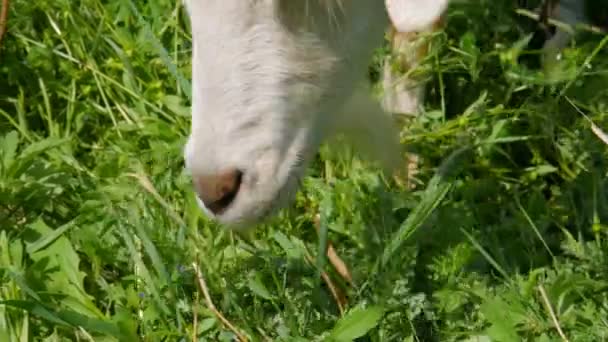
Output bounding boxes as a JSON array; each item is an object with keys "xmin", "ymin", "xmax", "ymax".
[{"xmin": 1, "ymin": 0, "xmax": 608, "ymax": 341}]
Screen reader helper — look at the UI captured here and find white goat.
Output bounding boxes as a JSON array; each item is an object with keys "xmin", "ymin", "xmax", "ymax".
[{"xmin": 182, "ymin": 0, "xmax": 448, "ymax": 229}]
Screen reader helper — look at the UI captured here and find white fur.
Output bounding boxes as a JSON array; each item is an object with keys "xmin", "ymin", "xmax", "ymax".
[{"xmin": 183, "ymin": 0, "xmax": 445, "ymax": 229}]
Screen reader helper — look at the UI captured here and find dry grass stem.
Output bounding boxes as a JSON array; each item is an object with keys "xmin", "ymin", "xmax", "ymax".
[
  {"xmin": 538, "ymin": 284, "xmax": 570, "ymax": 342},
  {"xmin": 303, "ymin": 251, "xmax": 348, "ymax": 314},
  {"xmin": 313, "ymin": 214, "xmax": 353, "ymax": 285},
  {"xmin": 192, "ymin": 262, "xmax": 249, "ymax": 342}
]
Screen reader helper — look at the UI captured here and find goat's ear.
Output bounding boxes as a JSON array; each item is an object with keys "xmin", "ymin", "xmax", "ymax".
[{"xmin": 385, "ymin": 0, "xmax": 448, "ymax": 32}]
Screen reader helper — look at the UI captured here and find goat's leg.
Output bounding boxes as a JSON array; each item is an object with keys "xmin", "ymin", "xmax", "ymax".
[
  {"xmin": 317, "ymin": 85, "xmax": 401, "ymax": 293},
  {"xmin": 381, "ymin": 20, "xmax": 444, "ymax": 189},
  {"xmin": 317, "ymin": 20, "xmax": 444, "ymax": 292}
]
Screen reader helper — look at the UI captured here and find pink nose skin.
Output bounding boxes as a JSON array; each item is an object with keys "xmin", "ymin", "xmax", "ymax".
[{"xmin": 193, "ymin": 169, "xmax": 243, "ymax": 215}]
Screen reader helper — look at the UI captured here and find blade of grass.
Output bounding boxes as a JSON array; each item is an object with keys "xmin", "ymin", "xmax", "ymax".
[
  {"xmin": 379, "ymin": 145, "xmax": 471, "ymax": 269},
  {"xmin": 460, "ymin": 228, "xmax": 509, "ymax": 281}
]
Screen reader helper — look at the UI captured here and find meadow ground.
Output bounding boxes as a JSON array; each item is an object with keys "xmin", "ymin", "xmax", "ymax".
[{"xmin": 1, "ymin": 0, "xmax": 608, "ymax": 341}]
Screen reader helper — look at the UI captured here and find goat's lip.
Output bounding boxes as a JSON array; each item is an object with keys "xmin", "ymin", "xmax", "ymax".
[
  {"xmin": 195, "ymin": 192, "xmax": 241, "ymax": 219},
  {"xmin": 192, "ymin": 157, "xmax": 306, "ymax": 228},
  {"xmin": 195, "ymin": 196, "xmax": 217, "ymax": 219},
  {"xmin": 194, "ymin": 187, "xmax": 285, "ymax": 229}
]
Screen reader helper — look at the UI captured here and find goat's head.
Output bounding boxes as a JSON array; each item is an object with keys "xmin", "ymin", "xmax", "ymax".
[{"xmin": 183, "ymin": 0, "xmax": 447, "ymax": 229}]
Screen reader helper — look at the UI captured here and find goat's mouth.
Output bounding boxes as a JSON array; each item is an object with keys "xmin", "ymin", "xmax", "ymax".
[
  {"xmin": 187, "ymin": 136, "xmax": 315, "ymax": 230},
  {"xmin": 225, "ymin": 176, "xmax": 304, "ymax": 230},
  {"xmin": 198, "ymin": 160, "xmax": 308, "ymax": 230}
]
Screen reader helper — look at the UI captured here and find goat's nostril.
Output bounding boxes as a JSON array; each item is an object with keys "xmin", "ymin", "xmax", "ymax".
[{"xmin": 194, "ymin": 169, "xmax": 243, "ymax": 215}]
